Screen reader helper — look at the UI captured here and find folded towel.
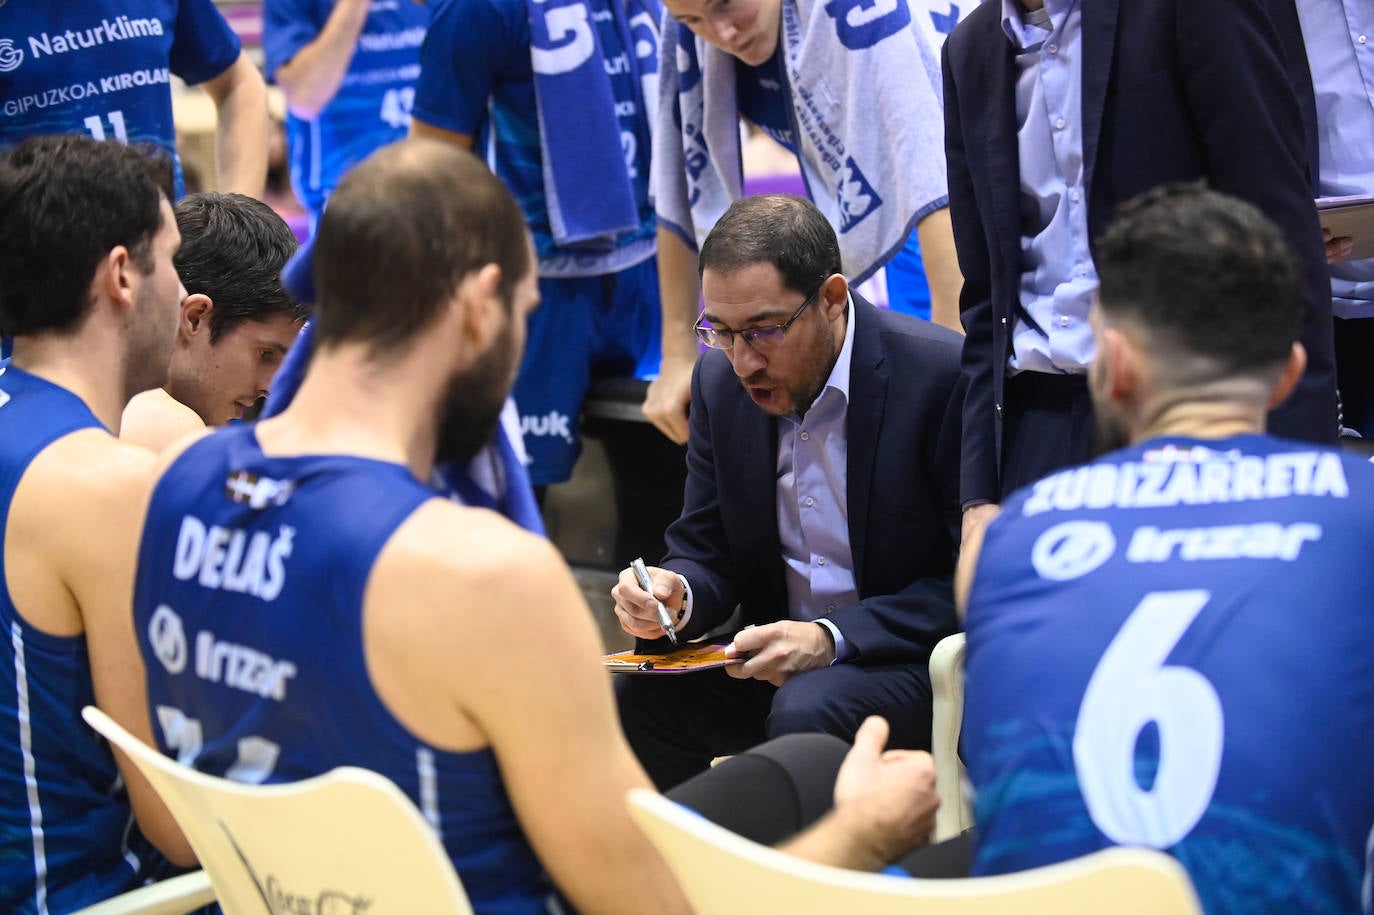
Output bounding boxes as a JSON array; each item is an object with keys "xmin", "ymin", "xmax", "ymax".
[
  {"xmin": 654, "ymin": 0, "xmax": 962, "ymax": 282},
  {"xmin": 267, "ymin": 240, "xmax": 546, "ymax": 535},
  {"xmin": 530, "ymin": 0, "xmax": 662, "ymax": 249}
]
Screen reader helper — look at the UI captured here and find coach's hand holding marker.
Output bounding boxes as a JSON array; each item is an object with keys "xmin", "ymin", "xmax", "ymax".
[{"xmin": 631, "ymin": 557, "xmax": 679, "ymax": 647}]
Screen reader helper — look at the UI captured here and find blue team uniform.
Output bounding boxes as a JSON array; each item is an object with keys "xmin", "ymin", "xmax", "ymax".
[
  {"xmin": 0, "ymin": 366, "xmax": 171, "ymax": 915},
  {"xmin": 962, "ymin": 435, "xmax": 1374, "ymax": 914},
  {"xmin": 0, "ymin": 0, "xmax": 242, "ymax": 196},
  {"xmin": 263, "ymin": 0, "xmax": 430, "ymax": 223},
  {"xmin": 414, "ymin": 0, "xmax": 660, "ymax": 485},
  {"xmin": 132, "ymin": 426, "xmax": 560, "ymax": 914}
]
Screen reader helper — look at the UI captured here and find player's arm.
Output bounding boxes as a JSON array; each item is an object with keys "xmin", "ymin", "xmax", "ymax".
[
  {"xmin": 409, "ymin": 119, "xmax": 474, "ymax": 151},
  {"xmin": 643, "ymin": 226, "xmax": 702, "ymax": 445},
  {"xmin": 200, "ymin": 52, "xmax": 270, "ymax": 198},
  {"xmin": 120, "ymin": 390, "xmax": 207, "ymax": 454},
  {"xmin": 270, "ymin": 0, "xmax": 372, "ymax": 120},
  {"xmin": 915, "ymin": 207, "xmax": 964, "ymax": 333},
  {"xmin": 53, "ymin": 435, "xmax": 199, "ymax": 866},
  {"xmin": 378, "ymin": 507, "xmax": 691, "ymax": 915}
]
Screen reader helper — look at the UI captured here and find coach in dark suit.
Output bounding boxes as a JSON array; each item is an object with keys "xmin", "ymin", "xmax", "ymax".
[
  {"xmin": 945, "ymin": 0, "xmax": 1336, "ymax": 529},
  {"xmin": 612, "ymin": 195, "xmax": 963, "ymax": 790}
]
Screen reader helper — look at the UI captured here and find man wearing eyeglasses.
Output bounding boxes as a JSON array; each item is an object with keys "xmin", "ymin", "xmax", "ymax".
[{"xmin": 611, "ymin": 194, "xmax": 965, "ymax": 790}]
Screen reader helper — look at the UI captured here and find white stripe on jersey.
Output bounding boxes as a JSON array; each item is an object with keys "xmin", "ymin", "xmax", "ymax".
[
  {"xmin": 417, "ymin": 747, "xmax": 441, "ymax": 834},
  {"xmin": 12, "ymin": 622, "xmax": 49, "ymax": 915}
]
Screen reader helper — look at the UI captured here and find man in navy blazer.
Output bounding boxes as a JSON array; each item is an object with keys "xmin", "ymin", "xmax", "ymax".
[
  {"xmin": 611, "ymin": 195, "xmax": 963, "ymax": 790},
  {"xmin": 945, "ymin": 0, "xmax": 1337, "ymax": 530}
]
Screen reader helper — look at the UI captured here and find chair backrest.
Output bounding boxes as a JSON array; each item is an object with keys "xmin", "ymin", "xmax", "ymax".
[
  {"xmin": 930, "ymin": 632, "xmax": 973, "ymax": 840},
  {"xmin": 626, "ymin": 788, "xmax": 1204, "ymax": 915},
  {"xmin": 82, "ymin": 707, "xmax": 472, "ymax": 915}
]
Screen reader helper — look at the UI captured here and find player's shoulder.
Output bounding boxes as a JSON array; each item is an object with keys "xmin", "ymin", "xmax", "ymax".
[
  {"xmin": 379, "ymin": 498, "xmax": 565, "ymax": 604},
  {"xmin": 428, "ymin": 0, "xmax": 525, "ymax": 34},
  {"xmin": 120, "ymin": 389, "xmax": 207, "ymax": 455}
]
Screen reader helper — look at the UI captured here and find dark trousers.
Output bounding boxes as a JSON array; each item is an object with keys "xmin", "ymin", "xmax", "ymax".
[
  {"xmin": 667, "ymin": 733, "xmax": 972, "ymax": 878},
  {"xmin": 1336, "ymin": 316, "xmax": 1374, "ymax": 438},
  {"xmin": 616, "ymin": 663, "xmax": 933, "ymax": 791},
  {"xmin": 999, "ymin": 371, "xmax": 1095, "ymax": 499}
]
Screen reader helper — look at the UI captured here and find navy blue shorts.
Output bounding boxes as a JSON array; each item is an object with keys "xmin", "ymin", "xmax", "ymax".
[{"xmin": 514, "ymin": 257, "xmax": 661, "ymax": 485}]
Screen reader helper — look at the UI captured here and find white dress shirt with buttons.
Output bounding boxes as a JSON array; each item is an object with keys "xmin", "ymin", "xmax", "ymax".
[{"xmin": 1002, "ymin": 0, "xmax": 1098, "ymax": 375}]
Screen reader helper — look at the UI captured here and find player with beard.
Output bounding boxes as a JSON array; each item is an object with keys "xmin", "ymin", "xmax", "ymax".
[{"xmin": 126, "ymin": 138, "xmax": 690, "ymax": 915}]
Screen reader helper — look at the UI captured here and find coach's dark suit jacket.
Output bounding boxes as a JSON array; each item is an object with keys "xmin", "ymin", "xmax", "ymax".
[
  {"xmin": 649, "ymin": 293, "xmax": 963, "ymax": 667},
  {"xmin": 944, "ymin": 0, "xmax": 1336, "ymax": 506}
]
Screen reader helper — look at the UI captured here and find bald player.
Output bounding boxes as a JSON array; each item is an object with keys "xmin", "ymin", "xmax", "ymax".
[
  {"xmin": 129, "ymin": 138, "xmax": 690, "ymax": 915},
  {"xmin": 122, "ymin": 192, "xmax": 307, "ymax": 452},
  {"xmin": 0, "ymin": 135, "xmax": 191, "ymax": 913}
]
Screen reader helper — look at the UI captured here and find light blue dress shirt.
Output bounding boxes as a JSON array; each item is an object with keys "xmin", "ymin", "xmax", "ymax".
[
  {"xmin": 1297, "ymin": 0, "xmax": 1374, "ymax": 318},
  {"xmin": 776, "ymin": 298, "xmax": 858, "ymax": 662},
  {"xmin": 1002, "ymin": 0, "xmax": 1098, "ymax": 374}
]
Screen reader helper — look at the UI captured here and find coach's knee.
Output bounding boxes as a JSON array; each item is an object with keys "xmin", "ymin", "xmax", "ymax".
[{"xmin": 766, "ymin": 668, "xmax": 866, "ymax": 739}]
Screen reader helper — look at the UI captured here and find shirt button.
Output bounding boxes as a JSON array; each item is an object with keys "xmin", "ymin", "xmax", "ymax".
[
  {"xmin": 805, "ymin": 496, "xmax": 815, "ymax": 507},
  {"xmin": 1058, "ymin": 315, "xmax": 1070, "ymax": 328},
  {"xmin": 1047, "ymin": 44, "xmax": 1058, "ymax": 55},
  {"xmin": 827, "ymin": 603, "xmax": 836, "ymax": 613},
  {"xmin": 1359, "ymin": 34, "xmax": 1368, "ymax": 44},
  {"xmin": 1069, "ymin": 188, "xmax": 1081, "ymax": 202},
  {"xmin": 1055, "ymin": 117, "xmax": 1067, "ymax": 130},
  {"xmin": 799, "ymin": 431, "xmax": 810, "ymax": 441},
  {"xmin": 818, "ymin": 557, "xmax": 827, "ymax": 566}
]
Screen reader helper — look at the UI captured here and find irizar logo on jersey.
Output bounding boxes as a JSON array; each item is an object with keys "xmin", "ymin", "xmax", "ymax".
[
  {"xmin": 173, "ymin": 516, "xmax": 295, "ymax": 602},
  {"xmin": 195, "ymin": 629, "xmax": 297, "ymax": 702},
  {"xmin": 23, "ymin": 17, "xmax": 165, "ymax": 62}
]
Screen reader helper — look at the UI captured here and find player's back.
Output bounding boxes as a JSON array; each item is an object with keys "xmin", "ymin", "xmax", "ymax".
[
  {"xmin": 133, "ymin": 425, "xmax": 559, "ymax": 913},
  {"xmin": 963, "ymin": 434, "xmax": 1374, "ymax": 915},
  {"xmin": 0, "ymin": 365, "xmax": 167, "ymax": 913}
]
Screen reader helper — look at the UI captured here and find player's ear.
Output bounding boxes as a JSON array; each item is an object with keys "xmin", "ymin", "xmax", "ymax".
[
  {"xmin": 96, "ymin": 245, "xmax": 137, "ymax": 313},
  {"xmin": 180, "ymin": 294, "xmax": 213, "ymax": 338},
  {"xmin": 456, "ymin": 263, "xmax": 505, "ymax": 348},
  {"xmin": 1100, "ymin": 326, "xmax": 1137, "ymax": 402},
  {"xmin": 1268, "ymin": 342, "xmax": 1307, "ymax": 410}
]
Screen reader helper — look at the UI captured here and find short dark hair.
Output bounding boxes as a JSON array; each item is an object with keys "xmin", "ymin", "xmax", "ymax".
[
  {"xmin": 698, "ymin": 195, "xmax": 843, "ymax": 295},
  {"xmin": 311, "ymin": 139, "xmax": 530, "ymax": 356},
  {"xmin": 0, "ymin": 135, "xmax": 174, "ymax": 337},
  {"xmin": 1096, "ymin": 182, "xmax": 1304, "ymax": 378},
  {"xmin": 174, "ymin": 193, "xmax": 306, "ymax": 341}
]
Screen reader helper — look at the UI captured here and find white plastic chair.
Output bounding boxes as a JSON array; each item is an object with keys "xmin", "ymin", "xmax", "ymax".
[
  {"xmin": 930, "ymin": 632, "xmax": 973, "ymax": 840},
  {"xmin": 82, "ymin": 706, "xmax": 473, "ymax": 914},
  {"xmin": 70, "ymin": 871, "xmax": 215, "ymax": 915},
  {"xmin": 626, "ymin": 787, "xmax": 1203, "ymax": 915}
]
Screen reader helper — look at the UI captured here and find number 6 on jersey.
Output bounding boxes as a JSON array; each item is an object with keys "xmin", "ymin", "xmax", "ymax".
[{"xmin": 1072, "ymin": 589, "xmax": 1224, "ymax": 848}]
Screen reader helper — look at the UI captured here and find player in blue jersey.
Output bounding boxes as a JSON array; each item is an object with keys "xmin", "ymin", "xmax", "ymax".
[
  {"xmin": 129, "ymin": 138, "xmax": 691, "ymax": 915},
  {"xmin": 0, "ymin": 135, "xmax": 193, "ymax": 914},
  {"xmin": 264, "ymin": 0, "xmax": 429, "ymax": 228},
  {"xmin": 122, "ymin": 193, "xmax": 308, "ymax": 452},
  {"xmin": 0, "ymin": 1, "xmax": 268, "ymax": 199},
  {"xmin": 952, "ymin": 183, "xmax": 1374, "ymax": 912},
  {"xmin": 411, "ymin": 0, "xmax": 663, "ymax": 487}
]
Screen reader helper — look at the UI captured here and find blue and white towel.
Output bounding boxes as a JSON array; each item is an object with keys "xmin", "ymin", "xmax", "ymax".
[
  {"xmin": 530, "ymin": 0, "xmax": 662, "ymax": 249},
  {"xmin": 653, "ymin": 0, "xmax": 967, "ymax": 282},
  {"xmin": 266, "ymin": 241, "xmax": 546, "ymax": 535}
]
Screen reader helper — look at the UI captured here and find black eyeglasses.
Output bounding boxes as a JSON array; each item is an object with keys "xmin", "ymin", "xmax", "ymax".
[{"xmin": 693, "ymin": 282, "xmax": 825, "ymax": 351}]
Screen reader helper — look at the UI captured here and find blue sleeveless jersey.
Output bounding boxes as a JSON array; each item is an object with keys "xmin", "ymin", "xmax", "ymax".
[
  {"xmin": 133, "ymin": 426, "xmax": 561, "ymax": 915},
  {"xmin": 0, "ymin": 0, "xmax": 242, "ymax": 196},
  {"xmin": 263, "ymin": 0, "xmax": 429, "ymax": 220},
  {"xmin": 0, "ymin": 366, "xmax": 170, "ymax": 914},
  {"xmin": 963, "ymin": 435, "xmax": 1374, "ymax": 914}
]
